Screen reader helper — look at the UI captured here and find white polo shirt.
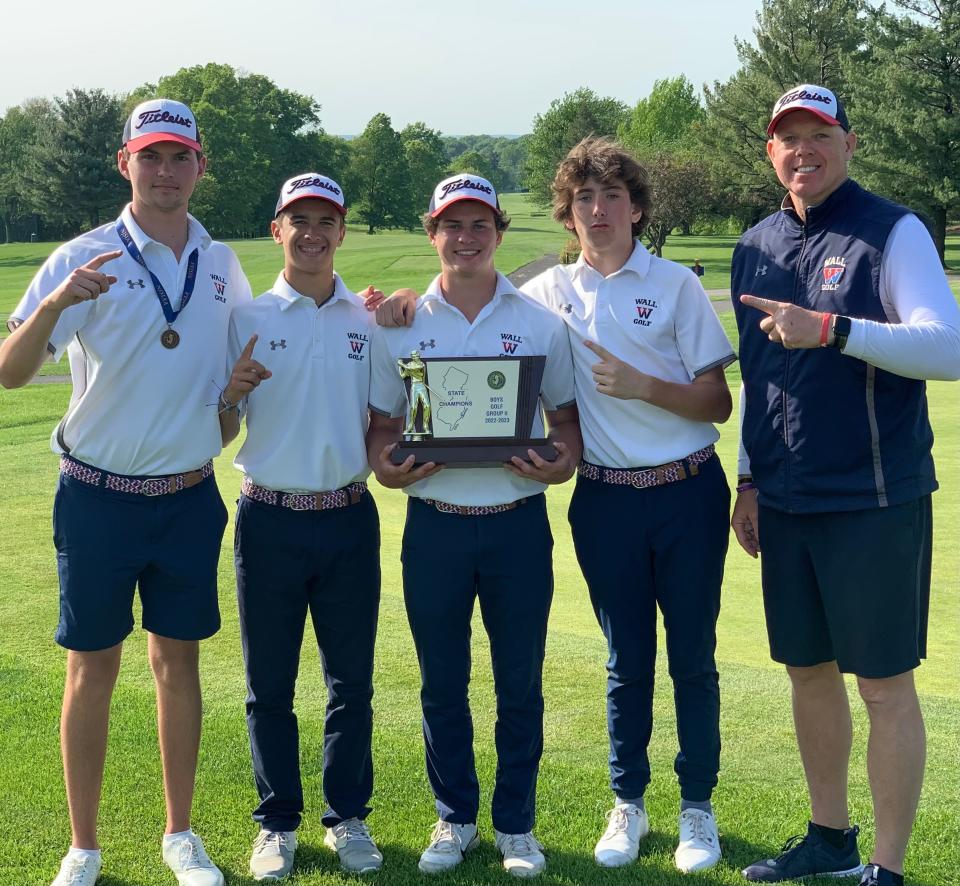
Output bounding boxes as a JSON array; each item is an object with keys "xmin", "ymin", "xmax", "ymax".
[
  {"xmin": 523, "ymin": 242, "xmax": 736, "ymax": 468},
  {"xmin": 369, "ymin": 272, "xmax": 575, "ymax": 507},
  {"xmin": 10, "ymin": 205, "xmax": 252, "ymax": 475},
  {"xmin": 228, "ymin": 272, "xmax": 373, "ymax": 492}
]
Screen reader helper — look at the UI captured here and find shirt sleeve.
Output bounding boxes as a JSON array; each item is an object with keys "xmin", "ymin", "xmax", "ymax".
[
  {"xmin": 539, "ymin": 315, "xmax": 576, "ymax": 410},
  {"xmin": 368, "ymin": 330, "xmax": 406, "ymax": 418},
  {"xmin": 842, "ymin": 214, "xmax": 960, "ymax": 380},
  {"xmin": 673, "ymin": 272, "xmax": 737, "ymax": 379},
  {"xmin": 8, "ymin": 248, "xmax": 96, "ymax": 361}
]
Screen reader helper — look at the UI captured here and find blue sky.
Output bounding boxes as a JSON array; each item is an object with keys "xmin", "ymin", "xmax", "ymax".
[{"xmin": 4, "ymin": 0, "xmax": 761, "ymax": 134}]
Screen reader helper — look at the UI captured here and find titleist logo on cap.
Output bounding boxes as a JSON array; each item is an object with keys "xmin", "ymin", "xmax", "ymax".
[
  {"xmin": 440, "ymin": 177, "xmax": 493, "ymax": 201},
  {"xmin": 775, "ymin": 88, "xmax": 834, "ymax": 113},
  {"xmin": 135, "ymin": 110, "xmax": 194, "ymax": 131},
  {"xmin": 287, "ymin": 176, "xmax": 342, "ymax": 196}
]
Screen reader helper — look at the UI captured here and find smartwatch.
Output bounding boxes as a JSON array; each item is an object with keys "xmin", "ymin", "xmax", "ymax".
[{"xmin": 831, "ymin": 315, "xmax": 851, "ymax": 351}]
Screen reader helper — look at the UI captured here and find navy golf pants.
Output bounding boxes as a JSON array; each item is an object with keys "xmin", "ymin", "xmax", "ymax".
[
  {"xmin": 401, "ymin": 494, "xmax": 554, "ymax": 835},
  {"xmin": 235, "ymin": 492, "xmax": 380, "ymax": 830},
  {"xmin": 568, "ymin": 455, "xmax": 729, "ymax": 802}
]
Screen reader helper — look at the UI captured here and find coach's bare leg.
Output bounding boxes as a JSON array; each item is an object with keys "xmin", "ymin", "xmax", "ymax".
[
  {"xmin": 857, "ymin": 671, "xmax": 925, "ymax": 875},
  {"xmin": 786, "ymin": 662, "xmax": 852, "ymax": 829},
  {"xmin": 149, "ymin": 634, "xmax": 202, "ymax": 834},
  {"xmin": 62, "ymin": 644, "xmax": 123, "ymax": 849}
]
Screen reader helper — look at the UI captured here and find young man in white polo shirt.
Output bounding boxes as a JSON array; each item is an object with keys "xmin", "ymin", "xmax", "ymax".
[
  {"xmin": 371, "ymin": 140, "xmax": 735, "ymax": 874},
  {"xmin": 219, "ymin": 174, "xmax": 384, "ymax": 880},
  {"xmin": 0, "ymin": 99, "xmax": 251, "ymax": 886},
  {"xmin": 367, "ymin": 173, "xmax": 580, "ymax": 878},
  {"xmin": 524, "ymin": 137, "xmax": 735, "ymax": 874}
]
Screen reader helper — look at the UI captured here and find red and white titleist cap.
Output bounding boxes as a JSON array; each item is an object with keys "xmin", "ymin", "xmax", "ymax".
[
  {"xmin": 768, "ymin": 84, "xmax": 850, "ymax": 136},
  {"xmin": 275, "ymin": 173, "xmax": 346, "ymax": 216},
  {"xmin": 429, "ymin": 173, "xmax": 502, "ymax": 218},
  {"xmin": 123, "ymin": 99, "xmax": 201, "ymax": 153}
]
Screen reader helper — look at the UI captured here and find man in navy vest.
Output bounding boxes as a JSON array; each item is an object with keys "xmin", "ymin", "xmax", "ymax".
[{"xmin": 731, "ymin": 85, "xmax": 960, "ymax": 886}]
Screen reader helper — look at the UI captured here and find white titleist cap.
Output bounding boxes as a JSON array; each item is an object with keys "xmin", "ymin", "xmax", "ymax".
[
  {"xmin": 429, "ymin": 173, "xmax": 502, "ymax": 218},
  {"xmin": 123, "ymin": 99, "xmax": 201, "ymax": 153},
  {"xmin": 275, "ymin": 173, "xmax": 346, "ymax": 216},
  {"xmin": 768, "ymin": 84, "xmax": 850, "ymax": 136}
]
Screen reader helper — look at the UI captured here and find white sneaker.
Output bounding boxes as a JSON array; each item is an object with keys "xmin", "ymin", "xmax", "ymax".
[
  {"xmin": 594, "ymin": 802, "xmax": 650, "ymax": 867},
  {"xmin": 323, "ymin": 818, "xmax": 383, "ymax": 873},
  {"xmin": 494, "ymin": 830, "xmax": 546, "ymax": 878},
  {"xmin": 162, "ymin": 832, "xmax": 224, "ymax": 886},
  {"xmin": 418, "ymin": 820, "xmax": 479, "ymax": 873},
  {"xmin": 249, "ymin": 829, "xmax": 297, "ymax": 881},
  {"xmin": 675, "ymin": 808, "xmax": 721, "ymax": 873},
  {"xmin": 51, "ymin": 851, "xmax": 102, "ymax": 886}
]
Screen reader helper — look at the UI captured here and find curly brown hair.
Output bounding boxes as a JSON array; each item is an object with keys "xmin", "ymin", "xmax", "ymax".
[{"xmin": 551, "ymin": 136, "xmax": 651, "ymax": 240}]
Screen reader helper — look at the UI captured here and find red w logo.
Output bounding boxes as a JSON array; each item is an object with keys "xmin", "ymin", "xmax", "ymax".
[
  {"xmin": 637, "ymin": 306, "xmax": 653, "ymax": 319},
  {"xmin": 502, "ymin": 341, "xmax": 519, "ymax": 354},
  {"xmin": 213, "ymin": 281, "xmax": 226, "ymax": 296},
  {"xmin": 350, "ymin": 340, "xmax": 365, "ymax": 354}
]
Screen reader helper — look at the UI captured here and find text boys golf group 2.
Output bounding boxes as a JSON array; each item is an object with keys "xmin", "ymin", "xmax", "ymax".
[{"xmin": 1, "ymin": 88, "xmax": 957, "ymax": 886}]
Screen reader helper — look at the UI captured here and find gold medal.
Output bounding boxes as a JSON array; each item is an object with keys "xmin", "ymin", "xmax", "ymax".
[{"xmin": 160, "ymin": 328, "xmax": 180, "ymax": 349}]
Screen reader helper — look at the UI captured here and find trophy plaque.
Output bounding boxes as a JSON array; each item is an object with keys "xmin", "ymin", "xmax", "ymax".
[{"xmin": 391, "ymin": 352, "xmax": 558, "ymax": 468}]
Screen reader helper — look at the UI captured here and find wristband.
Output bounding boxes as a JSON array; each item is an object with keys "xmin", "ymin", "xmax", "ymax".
[
  {"xmin": 218, "ymin": 392, "xmax": 240, "ymax": 414},
  {"xmin": 819, "ymin": 312, "xmax": 833, "ymax": 347},
  {"xmin": 736, "ymin": 482, "xmax": 756, "ymax": 494}
]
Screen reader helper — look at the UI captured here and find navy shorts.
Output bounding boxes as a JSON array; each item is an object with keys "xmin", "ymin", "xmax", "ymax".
[
  {"xmin": 53, "ymin": 468, "xmax": 228, "ymax": 651},
  {"xmin": 759, "ymin": 496, "xmax": 932, "ymax": 678}
]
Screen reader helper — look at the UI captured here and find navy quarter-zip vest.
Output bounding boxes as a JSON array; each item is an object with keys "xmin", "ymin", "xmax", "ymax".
[{"xmin": 732, "ymin": 178, "xmax": 937, "ymax": 514}]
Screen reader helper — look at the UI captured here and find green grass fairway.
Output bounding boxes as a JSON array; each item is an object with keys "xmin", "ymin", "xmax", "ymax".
[{"xmin": 0, "ymin": 204, "xmax": 957, "ymax": 885}]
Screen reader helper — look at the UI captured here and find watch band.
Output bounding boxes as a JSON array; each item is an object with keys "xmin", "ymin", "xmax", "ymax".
[{"xmin": 831, "ymin": 314, "xmax": 852, "ymax": 351}]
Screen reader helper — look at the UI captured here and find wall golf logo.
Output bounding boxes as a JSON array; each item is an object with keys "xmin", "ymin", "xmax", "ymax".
[
  {"xmin": 822, "ymin": 256, "xmax": 846, "ymax": 291},
  {"xmin": 634, "ymin": 298, "xmax": 658, "ymax": 327},
  {"xmin": 347, "ymin": 331, "xmax": 368, "ymax": 361},
  {"xmin": 501, "ymin": 332, "xmax": 523, "ymax": 354},
  {"xmin": 210, "ymin": 274, "xmax": 227, "ymax": 301}
]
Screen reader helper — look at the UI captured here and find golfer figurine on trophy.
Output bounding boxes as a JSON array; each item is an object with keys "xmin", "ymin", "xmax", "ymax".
[{"xmin": 398, "ymin": 350, "xmax": 432, "ymax": 440}]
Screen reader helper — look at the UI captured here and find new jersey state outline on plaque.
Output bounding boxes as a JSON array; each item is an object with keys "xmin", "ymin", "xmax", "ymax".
[{"xmin": 428, "ymin": 359, "xmax": 520, "ymax": 438}]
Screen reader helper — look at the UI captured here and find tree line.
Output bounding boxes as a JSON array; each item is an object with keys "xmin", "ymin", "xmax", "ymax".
[{"xmin": 2, "ymin": 0, "xmax": 957, "ymax": 262}]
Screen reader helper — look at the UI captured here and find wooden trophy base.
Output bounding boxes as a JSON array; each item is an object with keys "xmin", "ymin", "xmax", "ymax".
[{"xmin": 390, "ymin": 437, "xmax": 558, "ymax": 469}]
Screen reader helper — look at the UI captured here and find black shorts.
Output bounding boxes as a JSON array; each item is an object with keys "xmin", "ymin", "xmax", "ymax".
[
  {"xmin": 53, "ymin": 469, "xmax": 228, "ymax": 651},
  {"xmin": 758, "ymin": 497, "xmax": 932, "ymax": 678}
]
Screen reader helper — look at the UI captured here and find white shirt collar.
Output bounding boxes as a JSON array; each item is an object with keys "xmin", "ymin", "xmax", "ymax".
[
  {"xmin": 119, "ymin": 203, "xmax": 211, "ymax": 253},
  {"xmin": 272, "ymin": 270, "xmax": 350, "ymax": 311},
  {"xmin": 571, "ymin": 239, "xmax": 651, "ymax": 280},
  {"xmin": 421, "ymin": 270, "xmax": 519, "ymax": 306}
]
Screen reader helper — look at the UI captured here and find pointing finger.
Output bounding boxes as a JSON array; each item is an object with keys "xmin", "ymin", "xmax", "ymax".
[
  {"xmin": 740, "ymin": 294, "xmax": 782, "ymax": 315},
  {"xmin": 240, "ymin": 335, "xmax": 258, "ymax": 360},
  {"xmin": 84, "ymin": 250, "xmax": 124, "ymax": 271},
  {"xmin": 583, "ymin": 339, "xmax": 614, "ymax": 361}
]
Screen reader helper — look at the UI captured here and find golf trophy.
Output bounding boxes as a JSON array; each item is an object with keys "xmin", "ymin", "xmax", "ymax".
[{"xmin": 391, "ymin": 351, "xmax": 558, "ymax": 468}]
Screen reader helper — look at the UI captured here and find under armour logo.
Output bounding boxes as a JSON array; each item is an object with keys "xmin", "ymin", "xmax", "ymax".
[
  {"xmin": 560, "ymin": 303, "xmax": 573, "ymax": 314},
  {"xmin": 127, "ymin": 279, "xmax": 145, "ymax": 289},
  {"xmin": 418, "ymin": 339, "xmax": 436, "ymax": 350},
  {"xmin": 270, "ymin": 340, "xmax": 287, "ymax": 350},
  {"xmin": 755, "ymin": 265, "xmax": 768, "ymax": 277}
]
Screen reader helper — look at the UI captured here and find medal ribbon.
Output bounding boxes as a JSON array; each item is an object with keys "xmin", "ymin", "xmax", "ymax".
[{"xmin": 116, "ymin": 220, "xmax": 199, "ymax": 326}]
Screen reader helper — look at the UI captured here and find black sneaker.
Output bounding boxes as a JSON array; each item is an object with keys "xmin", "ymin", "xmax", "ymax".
[
  {"xmin": 742, "ymin": 822, "xmax": 864, "ymax": 882},
  {"xmin": 859, "ymin": 864, "xmax": 901, "ymax": 886}
]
